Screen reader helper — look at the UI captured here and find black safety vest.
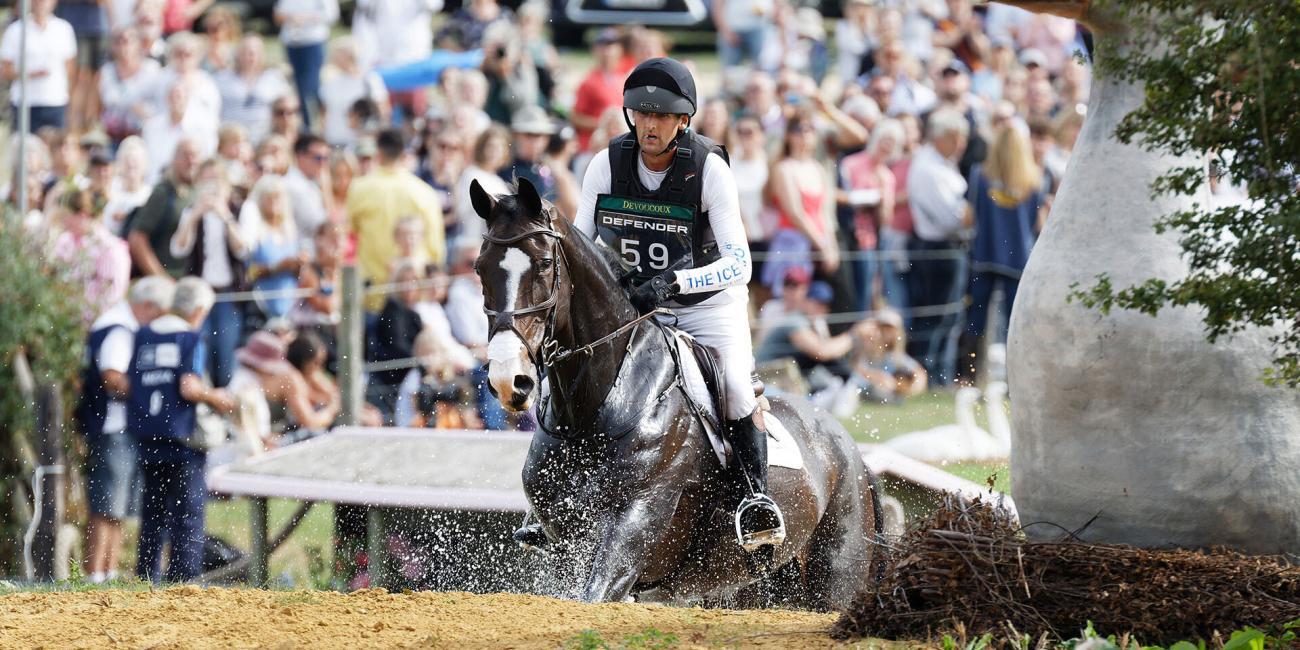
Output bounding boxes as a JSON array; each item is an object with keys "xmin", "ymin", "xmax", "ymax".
[{"xmin": 603, "ymin": 130, "xmax": 730, "ymax": 306}]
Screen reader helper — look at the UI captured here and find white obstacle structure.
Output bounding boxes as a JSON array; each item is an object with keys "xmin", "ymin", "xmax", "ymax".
[{"xmin": 1000, "ymin": 1, "xmax": 1300, "ymax": 552}]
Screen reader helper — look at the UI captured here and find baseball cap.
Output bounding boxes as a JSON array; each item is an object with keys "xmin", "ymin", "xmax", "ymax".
[
  {"xmin": 510, "ymin": 105, "xmax": 559, "ymax": 135},
  {"xmin": 594, "ymin": 27, "xmax": 620, "ymax": 45},
  {"xmin": 782, "ymin": 266, "xmax": 812, "ymax": 286},
  {"xmin": 807, "ymin": 281, "xmax": 834, "ymax": 304}
]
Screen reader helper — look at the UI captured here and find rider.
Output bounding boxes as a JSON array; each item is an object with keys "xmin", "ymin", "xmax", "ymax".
[{"xmin": 573, "ymin": 57, "xmax": 785, "ymax": 552}]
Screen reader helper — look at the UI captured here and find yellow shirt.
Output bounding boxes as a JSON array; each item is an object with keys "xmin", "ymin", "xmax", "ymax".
[{"xmin": 346, "ymin": 165, "xmax": 446, "ymax": 310}]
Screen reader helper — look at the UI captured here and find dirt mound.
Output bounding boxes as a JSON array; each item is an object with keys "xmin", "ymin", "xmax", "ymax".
[
  {"xmin": 832, "ymin": 497, "xmax": 1300, "ymax": 645},
  {"xmin": 0, "ymin": 587, "xmax": 845, "ymax": 649}
]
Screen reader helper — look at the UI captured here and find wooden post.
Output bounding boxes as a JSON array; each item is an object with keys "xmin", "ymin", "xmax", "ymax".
[
  {"xmin": 337, "ymin": 266, "xmax": 363, "ymax": 428},
  {"xmin": 249, "ymin": 497, "xmax": 269, "ymax": 586},
  {"xmin": 366, "ymin": 507, "xmax": 389, "ymax": 589},
  {"xmin": 30, "ymin": 383, "xmax": 64, "ymax": 582}
]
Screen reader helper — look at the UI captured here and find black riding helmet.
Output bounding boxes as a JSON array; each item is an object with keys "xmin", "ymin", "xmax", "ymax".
[{"xmin": 622, "ymin": 57, "xmax": 698, "ymax": 134}]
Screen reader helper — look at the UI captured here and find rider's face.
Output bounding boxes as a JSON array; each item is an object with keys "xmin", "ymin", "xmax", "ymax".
[{"xmin": 631, "ymin": 110, "xmax": 689, "ymax": 156}]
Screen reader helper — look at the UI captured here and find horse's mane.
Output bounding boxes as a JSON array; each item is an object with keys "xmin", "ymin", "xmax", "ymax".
[{"xmin": 491, "ymin": 181, "xmax": 627, "ymax": 287}]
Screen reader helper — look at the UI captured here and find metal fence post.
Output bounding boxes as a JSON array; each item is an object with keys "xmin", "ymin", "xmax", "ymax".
[
  {"xmin": 338, "ymin": 266, "xmax": 363, "ymax": 427},
  {"xmin": 30, "ymin": 383, "xmax": 64, "ymax": 582}
]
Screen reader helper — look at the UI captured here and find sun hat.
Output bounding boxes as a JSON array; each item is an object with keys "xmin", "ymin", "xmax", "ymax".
[
  {"xmin": 237, "ymin": 331, "xmax": 294, "ymax": 375},
  {"xmin": 510, "ymin": 106, "xmax": 559, "ymax": 135}
]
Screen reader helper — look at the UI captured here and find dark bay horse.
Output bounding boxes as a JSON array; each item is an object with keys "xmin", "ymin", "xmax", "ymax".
[{"xmin": 471, "ymin": 178, "xmax": 883, "ymax": 609}]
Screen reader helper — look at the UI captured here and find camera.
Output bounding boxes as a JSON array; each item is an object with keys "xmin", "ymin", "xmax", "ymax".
[
  {"xmin": 417, "ymin": 380, "xmax": 466, "ymax": 417},
  {"xmin": 494, "ymin": 45, "xmax": 508, "ymax": 59}
]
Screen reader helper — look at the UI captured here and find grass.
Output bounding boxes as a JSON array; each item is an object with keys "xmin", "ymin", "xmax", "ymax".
[{"xmin": 204, "ymin": 498, "xmax": 336, "ymax": 588}]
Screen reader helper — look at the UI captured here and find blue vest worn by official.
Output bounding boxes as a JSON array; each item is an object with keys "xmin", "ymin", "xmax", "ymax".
[
  {"xmin": 600, "ymin": 130, "xmax": 729, "ymax": 306},
  {"xmin": 75, "ymin": 323, "xmax": 129, "ymax": 438},
  {"xmin": 127, "ymin": 322, "xmax": 201, "ymax": 445}
]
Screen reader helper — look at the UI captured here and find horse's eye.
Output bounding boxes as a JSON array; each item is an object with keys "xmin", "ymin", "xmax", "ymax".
[{"xmin": 536, "ymin": 258, "xmax": 554, "ymax": 271}]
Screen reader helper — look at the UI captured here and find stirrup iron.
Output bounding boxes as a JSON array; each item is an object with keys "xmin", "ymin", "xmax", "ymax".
[
  {"xmin": 735, "ymin": 494, "xmax": 787, "ymax": 552},
  {"xmin": 513, "ymin": 513, "xmax": 551, "ymax": 554}
]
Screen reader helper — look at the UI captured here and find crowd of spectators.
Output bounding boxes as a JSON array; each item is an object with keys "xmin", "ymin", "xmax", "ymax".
[{"xmin": 1, "ymin": 0, "xmax": 1090, "ymax": 582}]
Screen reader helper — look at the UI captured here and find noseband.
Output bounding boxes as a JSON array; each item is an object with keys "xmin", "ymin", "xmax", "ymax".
[{"xmin": 481, "ymin": 220, "xmax": 567, "ymax": 371}]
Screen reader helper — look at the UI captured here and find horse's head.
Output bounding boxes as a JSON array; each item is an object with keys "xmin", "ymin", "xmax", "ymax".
[{"xmin": 472, "ymin": 177, "xmax": 566, "ymax": 412}]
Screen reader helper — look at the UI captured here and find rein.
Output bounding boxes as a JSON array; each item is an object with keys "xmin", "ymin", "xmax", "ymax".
[{"xmin": 481, "ymin": 222, "xmax": 566, "ymax": 372}]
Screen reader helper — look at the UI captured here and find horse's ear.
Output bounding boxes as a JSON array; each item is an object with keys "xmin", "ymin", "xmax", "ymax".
[
  {"xmin": 470, "ymin": 179, "xmax": 497, "ymax": 222},
  {"xmin": 517, "ymin": 177, "xmax": 543, "ymax": 219}
]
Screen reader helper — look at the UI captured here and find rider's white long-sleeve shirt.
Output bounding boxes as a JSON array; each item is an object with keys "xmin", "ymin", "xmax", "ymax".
[{"xmin": 575, "ymin": 148, "xmax": 752, "ymax": 307}]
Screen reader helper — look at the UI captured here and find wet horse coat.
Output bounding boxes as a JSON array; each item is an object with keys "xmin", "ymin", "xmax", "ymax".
[{"xmin": 472, "ymin": 178, "xmax": 883, "ymax": 608}]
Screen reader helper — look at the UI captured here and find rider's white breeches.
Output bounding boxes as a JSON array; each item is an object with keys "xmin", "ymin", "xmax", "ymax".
[{"xmin": 659, "ymin": 299, "xmax": 757, "ymax": 420}]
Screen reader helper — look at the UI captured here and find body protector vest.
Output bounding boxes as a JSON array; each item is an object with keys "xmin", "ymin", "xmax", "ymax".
[
  {"xmin": 127, "ymin": 325, "xmax": 201, "ymax": 444},
  {"xmin": 600, "ymin": 130, "xmax": 730, "ymax": 306}
]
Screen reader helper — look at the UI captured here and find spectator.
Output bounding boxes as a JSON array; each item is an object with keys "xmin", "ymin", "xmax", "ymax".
[
  {"xmin": 369, "ymin": 259, "xmax": 424, "ymax": 424},
  {"xmin": 0, "ymin": 0, "xmax": 78, "ymax": 133},
  {"xmin": 740, "ymin": 72, "xmax": 784, "ymax": 138},
  {"xmin": 347, "ymin": 128, "xmax": 445, "ymax": 310},
  {"xmin": 56, "ymin": 0, "xmax": 108, "ymax": 129},
  {"xmin": 453, "ymin": 124, "xmax": 509, "ymax": 250},
  {"xmin": 935, "ymin": 58, "xmax": 988, "ymax": 178},
  {"xmin": 132, "ymin": 0, "xmax": 167, "ymax": 61},
  {"xmin": 269, "ymin": 93, "xmax": 304, "ymax": 141},
  {"xmin": 274, "ymin": 0, "xmax": 339, "ymax": 129},
  {"xmin": 352, "ymin": 0, "xmax": 443, "ymax": 122},
  {"xmin": 543, "ymin": 124, "xmax": 581, "ymax": 220},
  {"xmin": 128, "ymin": 133, "xmax": 201, "ymax": 276},
  {"xmin": 713, "ymin": 0, "xmax": 774, "ymax": 71},
  {"xmin": 325, "ymin": 151, "xmax": 357, "ymax": 238},
  {"xmin": 835, "ymin": 0, "xmax": 875, "ymax": 84},
  {"xmin": 99, "ymin": 27, "xmax": 162, "ymax": 146},
  {"xmin": 244, "ymin": 175, "xmax": 304, "ymax": 323},
  {"xmin": 130, "ymin": 276, "xmax": 234, "ymax": 584},
  {"xmin": 319, "ymin": 36, "xmax": 389, "ymax": 149},
  {"xmin": 254, "ymin": 133, "xmax": 292, "ymax": 178},
  {"xmin": 392, "ymin": 214, "xmax": 431, "ymax": 275},
  {"xmin": 694, "ymin": 97, "xmax": 731, "ymax": 145},
  {"xmin": 146, "ymin": 32, "xmax": 221, "ymax": 130},
  {"xmin": 480, "ymin": 24, "xmax": 540, "ymax": 126},
  {"xmin": 440, "ymin": 0, "xmax": 511, "ymax": 51},
  {"xmin": 78, "ymin": 275, "xmax": 174, "ymax": 584},
  {"xmin": 906, "ymin": 106, "xmax": 969, "ymax": 385},
  {"xmin": 570, "ymin": 28, "xmax": 628, "ymax": 153},
  {"xmin": 215, "ymin": 123, "xmax": 252, "ymax": 189},
  {"xmin": 865, "ymin": 73, "xmax": 896, "ymax": 117},
  {"xmin": 500, "ymin": 106, "xmax": 559, "ymax": 201},
  {"xmin": 755, "ymin": 279, "xmax": 866, "ymax": 381},
  {"xmin": 284, "ymin": 133, "xmax": 330, "ymax": 252},
  {"xmin": 872, "ymin": 38, "xmax": 935, "ymax": 117},
  {"xmin": 236, "ymin": 330, "xmax": 340, "ymax": 444},
  {"xmin": 516, "ymin": 0, "xmax": 559, "ymax": 108},
  {"xmin": 101, "ymin": 136, "xmax": 152, "ymax": 236},
  {"xmin": 848, "ymin": 308, "xmax": 926, "ymax": 403},
  {"xmin": 416, "ymin": 127, "xmax": 465, "ymax": 230},
  {"xmin": 291, "ymin": 221, "xmax": 344, "ymax": 350},
  {"xmin": 50, "ymin": 186, "xmax": 133, "ymax": 326},
  {"xmin": 215, "ymin": 35, "xmax": 290, "ymax": 143},
  {"xmin": 730, "ymin": 115, "xmax": 770, "ymax": 249},
  {"xmin": 141, "ymin": 82, "xmax": 215, "ymax": 182},
  {"xmin": 168, "ymin": 159, "xmax": 249, "ymax": 387},
  {"xmin": 839, "ymin": 121, "xmax": 898, "ymax": 312},
  {"xmin": 934, "ymin": 0, "xmax": 990, "ymax": 73},
  {"xmin": 963, "ymin": 123, "xmax": 1042, "ymax": 375},
  {"xmin": 761, "ymin": 110, "xmax": 840, "ymax": 296},
  {"xmin": 197, "ymin": 5, "xmax": 241, "ymax": 72}
]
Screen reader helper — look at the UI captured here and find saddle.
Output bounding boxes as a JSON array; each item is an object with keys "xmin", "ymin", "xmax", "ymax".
[{"xmin": 672, "ymin": 329, "xmax": 770, "ymax": 463}]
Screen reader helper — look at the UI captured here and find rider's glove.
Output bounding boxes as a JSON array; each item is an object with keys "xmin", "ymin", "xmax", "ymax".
[{"xmin": 629, "ymin": 271, "xmax": 680, "ymax": 314}]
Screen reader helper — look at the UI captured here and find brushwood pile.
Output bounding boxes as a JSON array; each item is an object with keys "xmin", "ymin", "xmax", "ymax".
[{"xmin": 832, "ymin": 497, "xmax": 1300, "ymax": 644}]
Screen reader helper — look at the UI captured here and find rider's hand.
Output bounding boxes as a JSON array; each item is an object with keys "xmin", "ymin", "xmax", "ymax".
[{"xmin": 629, "ymin": 271, "xmax": 680, "ymax": 314}]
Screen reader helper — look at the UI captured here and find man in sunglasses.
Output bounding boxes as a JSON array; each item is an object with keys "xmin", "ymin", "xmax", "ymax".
[
  {"xmin": 573, "ymin": 57, "xmax": 786, "ymax": 553},
  {"xmin": 284, "ymin": 133, "xmax": 330, "ymax": 252}
]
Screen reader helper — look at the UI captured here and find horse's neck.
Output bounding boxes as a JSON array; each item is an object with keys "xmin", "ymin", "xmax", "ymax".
[{"xmin": 549, "ymin": 223, "xmax": 642, "ymax": 424}]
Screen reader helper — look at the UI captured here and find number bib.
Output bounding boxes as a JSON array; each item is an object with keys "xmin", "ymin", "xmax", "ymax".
[{"xmin": 595, "ymin": 194, "xmax": 697, "ymax": 285}]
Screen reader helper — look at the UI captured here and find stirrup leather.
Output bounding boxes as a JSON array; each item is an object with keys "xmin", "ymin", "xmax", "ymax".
[{"xmin": 734, "ymin": 494, "xmax": 787, "ymax": 552}]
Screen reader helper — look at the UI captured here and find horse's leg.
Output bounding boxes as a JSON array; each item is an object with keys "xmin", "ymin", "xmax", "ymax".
[
  {"xmin": 581, "ymin": 488, "xmax": 684, "ymax": 602},
  {"xmin": 801, "ymin": 468, "xmax": 882, "ymax": 609}
]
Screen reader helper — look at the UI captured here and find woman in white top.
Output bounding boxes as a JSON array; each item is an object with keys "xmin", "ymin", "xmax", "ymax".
[
  {"xmin": 0, "ymin": 0, "xmax": 78, "ymax": 132},
  {"xmin": 318, "ymin": 36, "xmax": 389, "ymax": 148},
  {"xmin": 99, "ymin": 27, "xmax": 162, "ymax": 145},
  {"xmin": 101, "ymin": 136, "xmax": 153, "ymax": 236},
  {"xmin": 452, "ymin": 124, "xmax": 510, "ymax": 251},
  {"xmin": 275, "ymin": 0, "xmax": 340, "ymax": 129}
]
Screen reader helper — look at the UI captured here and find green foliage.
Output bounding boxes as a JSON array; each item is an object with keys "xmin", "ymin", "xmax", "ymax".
[
  {"xmin": 1076, "ymin": 0, "xmax": 1300, "ymax": 386},
  {"xmin": 564, "ymin": 628, "xmax": 680, "ymax": 649},
  {"xmin": 0, "ymin": 222, "xmax": 87, "ymax": 575}
]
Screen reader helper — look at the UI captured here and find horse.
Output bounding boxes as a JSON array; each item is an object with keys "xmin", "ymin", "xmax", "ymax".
[{"xmin": 471, "ymin": 177, "xmax": 883, "ymax": 609}]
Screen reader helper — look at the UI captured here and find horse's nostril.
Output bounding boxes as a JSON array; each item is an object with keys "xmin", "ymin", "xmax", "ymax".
[{"xmin": 513, "ymin": 375, "xmax": 535, "ymax": 395}]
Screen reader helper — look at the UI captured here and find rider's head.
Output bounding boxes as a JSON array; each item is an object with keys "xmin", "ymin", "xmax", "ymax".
[{"xmin": 623, "ymin": 57, "xmax": 697, "ymax": 158}]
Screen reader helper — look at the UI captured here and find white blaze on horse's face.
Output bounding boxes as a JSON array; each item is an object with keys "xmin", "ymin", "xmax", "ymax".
[{"xmin": 488, "ymin": 247, "xmax": 538, "ymax": 411}]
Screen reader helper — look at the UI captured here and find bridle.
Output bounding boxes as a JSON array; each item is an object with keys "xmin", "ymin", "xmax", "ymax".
[{"xmin": 480, "ymin": 217, "xmax": 567, "ymax": 373}]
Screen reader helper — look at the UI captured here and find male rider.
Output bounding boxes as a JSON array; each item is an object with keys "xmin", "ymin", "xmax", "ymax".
[{"xmin": 573, "ymin": 57, "xmax": 785, "ymax": 551}]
